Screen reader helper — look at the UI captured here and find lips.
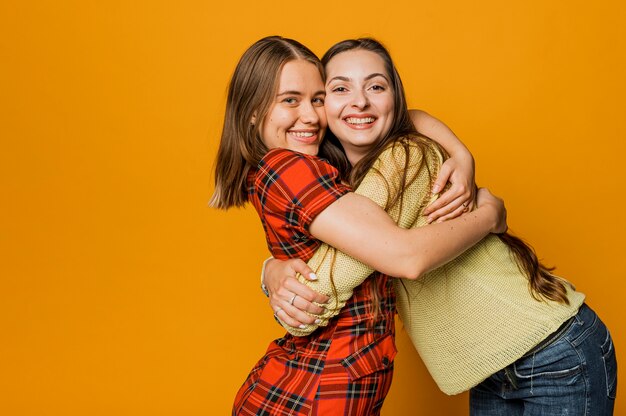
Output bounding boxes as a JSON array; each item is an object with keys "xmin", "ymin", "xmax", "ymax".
[
  {"xmin": 343, "ymin": 114, "xmax": 377, "ymax": 129},
  {"xmin": 287, "ymin": 129, "xmax": 319, "ymax": 144},
  {"xmin": 345, "ymin": 117, "xmax": 375, "ymax": 124}
]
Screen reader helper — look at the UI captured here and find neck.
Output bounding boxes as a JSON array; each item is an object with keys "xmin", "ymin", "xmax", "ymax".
[{"xmin": 344, "ymin": 147, "xmax": 367, "ymax": 166}]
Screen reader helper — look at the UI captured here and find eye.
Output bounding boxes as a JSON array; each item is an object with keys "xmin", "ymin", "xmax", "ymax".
[
  {"xmin": 312, "ymin": 97, "xmax": 325, "ymax": 106},
  {"xmin": 370, "ymin": 84, "xmax": 385, "ymax": 91},
  {"xmin": 331, "ymin": 86, "xmax": 348, "ymax": 93},
  {"xmin": 282, "ymin": 97, "xmax": 298, "ymax": 104}
]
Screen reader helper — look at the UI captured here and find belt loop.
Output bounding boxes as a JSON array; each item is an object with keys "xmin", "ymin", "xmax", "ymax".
[{"xmin": 504, "ymin": 365, "xmax": 519, "ymax": 390}]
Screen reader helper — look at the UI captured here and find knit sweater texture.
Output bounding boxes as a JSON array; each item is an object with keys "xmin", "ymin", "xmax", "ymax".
[{"xmin": 278, "ymin": 137, "xmax": 585, "ymax": 394}]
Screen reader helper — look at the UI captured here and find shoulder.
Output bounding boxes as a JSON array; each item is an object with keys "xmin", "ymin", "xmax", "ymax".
[
  {"xmin": 260, "ymin": 148, "xmax": 338, "ymax": 177},
  {"xmin": 374, "ymin": 136, "xmax": 443, "ymax": 172},
  {"xmin": 255, "ymin": 148, "xmax": 347, "ymax": 199}
]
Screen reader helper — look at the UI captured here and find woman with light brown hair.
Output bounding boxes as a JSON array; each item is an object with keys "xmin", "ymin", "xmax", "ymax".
[{"xmin": 211, "ymin": 35, "xmax": 506, "ymax": 415}]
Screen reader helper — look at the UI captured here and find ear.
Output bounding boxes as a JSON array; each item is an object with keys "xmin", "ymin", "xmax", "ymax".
[{"xmin": 250, "ymin": 113, "xmax": 257, "ymax": 125}]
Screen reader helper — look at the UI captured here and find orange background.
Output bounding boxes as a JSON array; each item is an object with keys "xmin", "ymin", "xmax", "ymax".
[{"xmin": 1, "ymin": 1, "xmax": 624, "ymax": 414}]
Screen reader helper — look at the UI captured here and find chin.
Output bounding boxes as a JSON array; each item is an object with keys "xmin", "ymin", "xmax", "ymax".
[
  {"xmin": 349, "ymin": 137, "xmax": 380, "ymax": 149},
  {"xmin": 297, "ymin": 145, "xmax": 320, "ymax": 156}
]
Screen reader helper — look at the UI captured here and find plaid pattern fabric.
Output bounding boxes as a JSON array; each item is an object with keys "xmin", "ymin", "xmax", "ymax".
[
  {"xmin": 248, "ymin": 148, "xmax": 351, "ymax": 260},
  {"xmin": 234, "ymin": 149, "xmax": 397, "ymax": 415}
]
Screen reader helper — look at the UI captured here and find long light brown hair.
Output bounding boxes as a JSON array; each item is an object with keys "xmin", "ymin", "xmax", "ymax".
[
  {"xmin": 210, "ymin": 36, "xmax": 324, "ymax": 209},
  {"xmin": 321, "ymin": 38, "xmax": 570, "ymax": 307}
]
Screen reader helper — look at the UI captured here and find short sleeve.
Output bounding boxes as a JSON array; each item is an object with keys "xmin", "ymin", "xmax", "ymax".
[
  {"xmin": 356, "ymin": 140, "xmax": 441, "ymax": 226},
  {"xmin": 277, "ymin": 139, "xmax": 444, "ymax": 336},
  {"xmin": 253, "ymin": 149, "xmax": 351, "ymax": 259}
]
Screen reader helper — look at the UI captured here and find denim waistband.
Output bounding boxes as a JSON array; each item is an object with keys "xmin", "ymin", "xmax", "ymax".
[{"xmin": 521, "ymin": 313, "xmax": 578, "ymax": 359}]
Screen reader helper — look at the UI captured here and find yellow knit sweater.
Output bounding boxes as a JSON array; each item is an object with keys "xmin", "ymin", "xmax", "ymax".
[{"xmin": 278, "ymin": 138, "xmax": 585, "ymax": 395}]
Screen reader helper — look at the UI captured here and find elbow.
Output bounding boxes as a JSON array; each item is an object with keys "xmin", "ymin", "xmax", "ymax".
[
  {"xmin": 408, "ymin": 109, "xmax": 426, "ymax": 129},
  {"xmin": 402, "ymin": 267, "xmax": 426, "ymax": 281},
  {"xmin": 395, "ymin": 256, "xmax": 427, "ymax": 280}
]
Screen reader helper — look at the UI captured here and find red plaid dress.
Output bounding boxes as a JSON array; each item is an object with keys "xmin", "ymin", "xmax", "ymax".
[{"xmin": 233, "ymin": 149, "xmax": 397, "ymax": 416}]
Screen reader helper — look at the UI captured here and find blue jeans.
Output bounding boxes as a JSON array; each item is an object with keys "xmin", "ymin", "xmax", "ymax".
[{"xmin": 470, "ymin": 304, "xmax": 617, "ymax": 415}]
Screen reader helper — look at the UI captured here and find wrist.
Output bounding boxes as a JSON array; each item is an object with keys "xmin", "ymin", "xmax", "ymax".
[
  {"xmin": 448, "ymin": 143, "xmax": 473, "ymax": 162},
  {"xmin": 474, "ymin": 203, "xmax": 498, "ymax": 233},
  {"xmin": 487, "ymin": 205, "xmax": 499, "ymax": 233},
  {"xmin": 483, "ymin": 203, "xmax": 503, "ymax": 233},
  {"xmin": 260, "ymin": 257, "xmax": 273, "ymax": 297}
]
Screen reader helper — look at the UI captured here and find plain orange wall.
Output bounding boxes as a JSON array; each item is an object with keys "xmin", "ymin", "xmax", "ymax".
[{"xmin": 1, "ymin": 1, "xmax": 624, "ymax": 415}]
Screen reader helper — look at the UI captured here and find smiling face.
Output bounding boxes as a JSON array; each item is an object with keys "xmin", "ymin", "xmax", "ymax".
[
  {"xmin": 324, "ymin": 49, "xmax": 394, "ymax": 164},
  {"xmin": 260, "ymin": 59, "xmax": 327, "ymax": 156}
]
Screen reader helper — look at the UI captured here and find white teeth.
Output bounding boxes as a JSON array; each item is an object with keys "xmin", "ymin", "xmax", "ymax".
[
  {"xmin": 346, "ymin": 117, "xmax": 375, "ymax": 124},
  {"xmin": 290, "ymin": 131, "xmax": 315, "ymax": 138}
]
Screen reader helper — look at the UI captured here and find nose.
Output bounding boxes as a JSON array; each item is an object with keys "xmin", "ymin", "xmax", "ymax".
[
  {"xmin": 299, "ymin": 101, "xmax": 320, "ymax": 125},
  {"xmin": 351, "ymin": 89, "xmax": 369, "ymax": 110}
]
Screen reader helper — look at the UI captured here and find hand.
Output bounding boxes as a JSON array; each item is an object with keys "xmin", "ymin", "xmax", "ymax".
[
  {"xmin": 423, "ymin": 153, "xmax": 476, "ymax": 223},
  {"xmin": 264, "ymin": 258, "xmax": 330, "ymax": 329},
  {"xmin": 476, "ymin": 187, "xmax": 508, "ymax": 234}
]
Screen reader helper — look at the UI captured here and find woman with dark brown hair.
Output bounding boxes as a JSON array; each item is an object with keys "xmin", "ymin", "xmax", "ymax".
[{"xmin": 263, "ymin": 38, "xmax": 617, "ymax": 415}]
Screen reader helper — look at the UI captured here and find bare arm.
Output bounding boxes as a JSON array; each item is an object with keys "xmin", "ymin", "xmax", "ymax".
[
  {"xmin": 310, "ymin": 140, "xmax": 504, "ymax": 280},
  {"xmin": 263, "ymin": 257, "xmax": 329, "ymax": 329},
  {"xmin": 265, "ymin": 141, "xmax": 504, "ymax": 336},
  {"xmin": 267, "ymin": 142, "xmax": 505, "ymax": 335},
  {"xmin": 410, "ymin": 109, "xmax": 472, "ymax": 160},
  {"xmin": 309, "ymin": 190, "xmax": 503, "ymax": 280},
  {"xmin": 409, "ymin": 109, "xmax": 477, "ymax": 222},
  {"xmin": 266, "ymin": 191, "xmax": 504, "ymax": 333}
]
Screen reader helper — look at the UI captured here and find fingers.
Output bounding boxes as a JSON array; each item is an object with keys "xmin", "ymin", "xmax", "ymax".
[
  {"xmin": 264, "ymin": 258, "xmax": 328, "ymax": 304},
  {"xmin": 274, "ymin": 307, "xmax": 310, "ymax": 329},
  {"xmin": 264, "ymin": 258, "xmax": 331, "ymax": 329},
  {"xmin": 289, "ymin": 259, "xmax": 318, "ymax": 281},
  {"xmin": 292, "ymin": 291, "xmax": 327, "ymax": 315},
  {"xmin": 271, "ymin": 282, "xmax": 326, "ymax": 315},
  {"xmin": 424, "ymin": 181, "xmax": 469, "ymax": 216},
  {"xmin": 274, "ymin": 306, "xmax": 307, "ymax": 329},
  {"xmin": 432, "ymin": 201, "xmax": 469, "ymax": 223},
  {"xmin": 273, "ymin": 297, "xmax": 323, "ymax": 329},
  {"xmin": 283, "ymin": 277, "xmax": 329, "ymax": 307},
  {"xmin": 430, "ymin": 162, "xmax": 452, "ymax": 197},
  {"xmin": 426, "ymin": 192, "xmax": 470, "ymax": 223}
]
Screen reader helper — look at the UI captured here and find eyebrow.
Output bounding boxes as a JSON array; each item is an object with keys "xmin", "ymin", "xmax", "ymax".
[
  {"xmin": 277, "ymin": 90, "xmax": 326, "ymax": 96},
  {"xmin": 327, "ymin": 73, "xmax": 389, "ymax": 83}
]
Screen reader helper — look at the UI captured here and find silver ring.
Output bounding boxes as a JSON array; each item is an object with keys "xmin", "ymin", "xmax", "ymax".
[
  {"xmin": 289, "ymin": 294, "xmax": 297, "ymax": 305},
  {"xmin": 462, "ymin": 201, "xmax": 469, "ymax": 207}
]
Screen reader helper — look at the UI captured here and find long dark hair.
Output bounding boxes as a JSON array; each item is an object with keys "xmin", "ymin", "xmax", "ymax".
[
  {"xmin": 320, "ymin": 38, "xmax": 570, "ymax": 306},
  {"xmin": 319, "ymin": 39, "xmax": 440, "ymax": 317},
  {"xmin": 210, "ymin": 36, "xmax": 324, "ymax": 209},
  {"xmin": 319, "ymin": 38, "xmax": 417, "ymax": 185}
]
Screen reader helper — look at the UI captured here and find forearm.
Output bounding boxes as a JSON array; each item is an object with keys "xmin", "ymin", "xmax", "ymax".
[
  {"xmin": 409, "ymin": 109, "xmax": 471, "ymax": 158},
  {"xmin": 279, "ymin": 141, "xmax": 501, "ymax": 335},
  {"xmin": 270, "ymin": 255, "xmax": 370, "ymax": 337},
  {"xmin": 310, "ymin": 191, "xmax": 497, "ymax": 279},
  {"xmin": 279, "ymin": 245, "xmax": 375, "ymax": 336},
  {"xmin": 339, "ymin": 204, "xmax": 492, "ymax": 279},
  {"xmin": 396, "ymin": 206, "xmax": 495, "ymax": 278}
]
